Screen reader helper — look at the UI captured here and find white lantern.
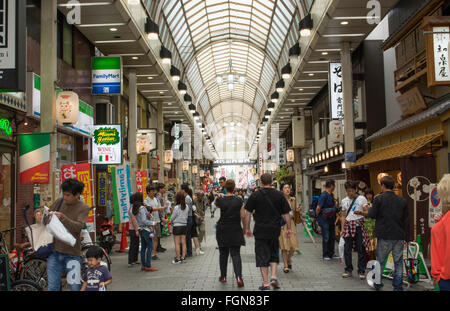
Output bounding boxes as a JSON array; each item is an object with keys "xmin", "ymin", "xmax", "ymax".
[
  {"xmin": 199, "ymin": 170, "xmax": 205, "ymax": 177},
  {"xmin": 164, "ymin": 150, "xmax": 173, "ymax": 164},
  {"xmin": 136, "ymin": 129, "xmax": 156, "ymax": 154},
  {"xmin": 183, "ymin": 161, "xmax": 189, "ymax": 171},
  {"xmin": 286, "ymin": 149, "xmax": 295, "ymax": 162},
  {"xmin": 56, "ymin": 91, "xmax": 79, "ymax": 124},
  {"xmin": 192, "ymin": 165, "xmax": 198, "ymax": 174}
]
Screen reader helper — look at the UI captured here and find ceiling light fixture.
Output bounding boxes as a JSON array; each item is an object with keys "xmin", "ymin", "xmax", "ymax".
[
  {"xmin": 160, "ymin": 46, "xmax": 172, "ymax": 65},
  {"xmin": 184, "ymin": 94, "xmax": 192, "ymax": 104},
  {"xmin": 340, "ymin": 21, "xmax": 349, "ymax": 25},
  {"xmin": 170, "ymin": 65, "xmax": 180, "ymax": 81},
  {"xmin": 132, "ymin": 56, "xmax": 138, "ymax": 60},
  {"xmin": 109, "ymin": 27, "xmax": 118, "ymax": 32},
  {"xmin": 271, "ymin": 92, "xmax": 279, "ymax": 103},
  {"xmin": 299, "ymin": 13, "xmax": 313, "ymax": 37},
  {"xmin": 178, "ymin": 81, "xmax": 187, "ymax": 95},
  {"xmin": 276, "ymin": 79, "xmax": 285, "ymax": 93},
  {"xmin": 281, "ymin": 63, "xmax": 292, "ymax": 79},
  {"xmin": 145, "ymin": 17, "xmax": 159, "ymax": 40},
  {"xmin": 188, "ymin": 104, "xmax": 196, "ymax": 113},
  {"xmin": 268, "ymin": 102, "xmax": 275, "ymax": 112},
  {"xmin": 289, "ymin": 43, "xmax": 301, "ymax": 64},
  {"xmin": 321, "ymin": 52, "xmax": 328, "ymax": 55}
]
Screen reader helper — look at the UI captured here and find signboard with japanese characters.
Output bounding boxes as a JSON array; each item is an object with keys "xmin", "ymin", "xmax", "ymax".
[
  {"xmin": 396, "ymin": 86, "xmax": 427, "ymax": 118},
  {"xmin": 329, "ymin": 62, "xmax": 343, "ymax": 120},
  {"xmin": 422, "ymin": 17, "xmax": 450, "ymax": 87},
  {"xmin": 279, "ymin": 138, "xmax": 286, "ymax": 165}
]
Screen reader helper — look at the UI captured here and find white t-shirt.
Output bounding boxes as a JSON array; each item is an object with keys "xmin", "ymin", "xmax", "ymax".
[
  {"xmin": 341, "ymin": 195, "xmax": 368, "ymax": 222},
  {"xmin": 145, "ymin": 197, "xmax": 161, "ymax": 224}
]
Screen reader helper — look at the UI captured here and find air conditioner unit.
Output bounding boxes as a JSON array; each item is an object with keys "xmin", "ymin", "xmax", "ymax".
[{"xmin": 292, "ymin": 116, "xmax": 305, "ymax": 148}]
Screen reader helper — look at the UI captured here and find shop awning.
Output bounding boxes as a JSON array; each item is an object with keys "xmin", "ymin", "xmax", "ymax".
[{"xmin": 353, "ymin": 131, "xmax": 443, "ymax": 167}]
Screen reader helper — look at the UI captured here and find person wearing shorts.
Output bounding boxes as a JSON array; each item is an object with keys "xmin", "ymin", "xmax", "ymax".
[
  {"xmin": 171, "ymin": 192, "xmax": 190, "ymax": 264},
  {"xmin": 244, "ymin": 173, "xmax": 291, "ymax": 291}
]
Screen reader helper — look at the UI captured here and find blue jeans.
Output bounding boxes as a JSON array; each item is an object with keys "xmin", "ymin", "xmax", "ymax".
[
  {"xmin": 438, "ymin": 279, "xmax": 450, "ymax": 291},
  {"xmin": 47, "ymin": 250, "xmax": 82, "ymax": 291},
  {"xmin": 317, "ymin": 215, "xmax": 336, "ymax": 258},
  {"xmin": 139, "ymin": 229, "xmax": 153, "ymax": 268},
  {"xmin": 186, "ymin": 216, "xmax": 193, "ymax": 256},
  {"xmin": 376, "ymin": 239, "xmax": 404, "ymax": 291}
]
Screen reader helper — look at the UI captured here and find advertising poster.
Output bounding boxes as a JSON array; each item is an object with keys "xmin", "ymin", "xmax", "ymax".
[
  {"xmin": 76, "ymin": 163, "xmax": 94, "ymax": 232},
  {"xmin": 111, "ymin": 165, "xmax": 131, "ymax": 224},
  {"xmin": 136, "ymin": 170, "xmax": 148, "ymax": 198},
  {"xmin": 98, "ymin": 172, "xmax": 107, "ymax": 207}
]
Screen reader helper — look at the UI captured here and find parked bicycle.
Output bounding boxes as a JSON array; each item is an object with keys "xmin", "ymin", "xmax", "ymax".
[{"xmin": 0, "ymin": 228, "xmax": 42, "ymax": 291}]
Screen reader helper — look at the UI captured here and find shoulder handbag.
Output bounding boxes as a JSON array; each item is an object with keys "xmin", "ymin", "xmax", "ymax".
[
  {"xmin": 320, "ymin": 192, "xmax": 337, "ymax": 219},
  {"xmin": 32, "ymin": 199, "xmax": 64, "ymax": 259},
  {"xmin": 260, "ymin": 189, "xmax": 286, "ymax": 227}
]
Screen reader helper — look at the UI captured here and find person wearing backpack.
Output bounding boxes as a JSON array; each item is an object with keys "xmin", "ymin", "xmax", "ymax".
[
  {"xmin": 315, "ymin": 179, "xmax": 339, "ymax": 260},
  {"xmin": 340, "ymin": 181, "xmax": 370, "ymax": 279}
]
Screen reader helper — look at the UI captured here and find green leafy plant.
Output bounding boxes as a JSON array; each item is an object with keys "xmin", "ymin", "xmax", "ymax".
[{"xmin": 275, "ymin": 166, "xmax": 290, "ymax": 184}]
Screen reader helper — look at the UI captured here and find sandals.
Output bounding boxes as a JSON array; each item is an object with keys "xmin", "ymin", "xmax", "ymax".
[{"xmin": 283, "ymin": 268, "xmax": 289, "ymax": 273}]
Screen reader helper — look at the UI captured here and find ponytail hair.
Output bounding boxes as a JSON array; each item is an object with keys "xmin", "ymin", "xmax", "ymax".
[{"xmin": 132, "ymin": 192, "xmax": 144, "ymax": 215}]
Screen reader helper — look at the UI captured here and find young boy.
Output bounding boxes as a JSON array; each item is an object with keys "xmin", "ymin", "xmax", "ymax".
[{"xmin": 81, "ymin": 246, "xmax": 112, "ymax": 291}]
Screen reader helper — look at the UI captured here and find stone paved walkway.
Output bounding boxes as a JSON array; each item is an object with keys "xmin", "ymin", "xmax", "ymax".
[{"xmin": 108, "ymin": 209, "xmax": 431, "ymax": 291}]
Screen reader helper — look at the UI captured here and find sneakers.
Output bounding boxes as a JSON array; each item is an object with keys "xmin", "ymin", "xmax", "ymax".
[
  {"xmin": 342, "ymin": 271, "xmax": 352, "ymax": 278},
  {"xmin": 270, "ymin": 278, "xmax": 280, "ymax": 289},
  {"xmin": 219, "ymin": 277, "xmax": 227, "ymax": 283},
  {"xmin": 359, "ymin": 273, "xmax": 366, "ymax": 280},
  {"xmin": 156, "ymin": 247, "xmax": 166, "ymax": 253},
  {"xmin": 172, "ymin": 258, "xmax": 182, "ymax": 264},
  {"xmin": 196, "ymin": 248, "xmax": 205, "ymax": 255},
  {"xmin": 332, "ymin": 255, "xmax": 341, "ymax": 260},
  {"xmin": 151, "ymin": 255, "xmax": 160, "ymax": 260},
  {"xmin": 237, "ymin": 277, "xmax": 244, "ymax": 288},
  {"xmin": 323, "ymin": 256, "xmax": 331, "ymax": 260},
  {"xmin": 259, "ymin": 284, "xmax": 270, "ymax": 291}
]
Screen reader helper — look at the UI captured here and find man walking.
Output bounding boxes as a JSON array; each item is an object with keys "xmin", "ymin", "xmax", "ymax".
[
  {"xmin": 155, "ymin": 183, "xmax": 168, "ymax": 251},
  {"xmin": 355, "ymin": 175, "xmax": 409, "ymax": 291},
  {"xmin": 316, "ymin": 179, "xmax": 339, "ymax": 260},
  {"xmin": 46, "ymin": 178, "xmax": 90, "ymax": 291},
  {"xmin": 243, "ymin": 173, "xmax": 291, "ymax": 291},
  {"xmin": 340, "ymin": 181, "xmax": 370, "ymax": 279}
]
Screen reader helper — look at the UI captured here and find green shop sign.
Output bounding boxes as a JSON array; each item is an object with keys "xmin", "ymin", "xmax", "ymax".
[
  {"xmin": 0, "ymin": 119, "xmax": 12, "ymax": 136},
  {"xmin": 94, "ymin": 127, "xmax": 120, "ymax": 145}
]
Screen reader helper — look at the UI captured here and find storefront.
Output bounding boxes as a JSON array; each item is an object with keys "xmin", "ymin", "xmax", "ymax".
[{"xmin": 353, "ymin": 99, "xmax": 450, "ymax": 257}]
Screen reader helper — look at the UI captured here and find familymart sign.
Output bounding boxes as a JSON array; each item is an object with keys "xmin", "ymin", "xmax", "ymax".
[{"xmin": 92, "ymin": 57, "xmax": 122, "ymax": 95}]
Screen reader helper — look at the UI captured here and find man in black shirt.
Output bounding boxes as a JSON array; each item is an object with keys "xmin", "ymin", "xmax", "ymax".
[
  {"xmin": 244, "ymin": 173, "xmax": 292, "ymax": 291},
  {"xmin": 355, "ymin": 175, "xmax": 409, "ymax": 291}
]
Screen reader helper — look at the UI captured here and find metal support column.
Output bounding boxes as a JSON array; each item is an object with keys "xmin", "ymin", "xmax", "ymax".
[
  {"xmin": 157, "ymin": 102, "xmax": 164, "ymax": 183},
  {"xmin": 40, "ymin": 0, "xmax": 57, "ymax": 203},
  {"xmin": 341, "ymin": 42, "xmax": 355, "ymax": 167},
  {"xmin": 128, "ymin": 69, "xmax": 137, "ymax": 192}
]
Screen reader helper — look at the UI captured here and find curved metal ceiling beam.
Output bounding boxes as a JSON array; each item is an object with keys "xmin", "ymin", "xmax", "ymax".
[
  {"xmin": 183, "ymin": 38, "xmax": 280, "ymax": 82},
  {"xmin": 196, "ymin": 75, "xmax": 270, "ymax": 119}
]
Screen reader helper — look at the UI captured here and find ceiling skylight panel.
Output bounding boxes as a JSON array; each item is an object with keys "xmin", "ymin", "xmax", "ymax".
[
  {"xmin": 188, "ymin": 8, "xmax": 208, "ymax": 27},
  {"xmin": 206, "ymin": 113, "xmax": 214, "ymax": 125},
  {"xmin": 183, "ymin": 0, "xmax": 198, "ymax": 11},
  {"xmin": 187, "ymin": 62, "xmax": 203, "ymax": 95},
  {"xmin": 206, "ymin": 2, "xmax": 228, "ymax": 13},
  {"xmin": 200, "ymin": 96, "xmax": 210, "ymax": 114},
  {"xmin": 259, "ymin": 59, "xmax": 275, "ymax": 93},
  {"xmin": 251, "ymin": 111, "xmax": 259, "ymax": 125}
]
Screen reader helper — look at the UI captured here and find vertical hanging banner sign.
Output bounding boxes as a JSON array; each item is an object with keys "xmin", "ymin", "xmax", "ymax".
[
  {"xmin": 433, "ymin": 27, "xmax": 450, "ymax": 83},
  {"xmin": 329, "ymin": 62, "xmax": 344, "ymax": 120},
  {"xmin": 111, "ymin": 165, "xmax": 131, "ymax": 224},
  {"xmin": 19, "ymin": 133, "xmax": 50, "ymax": 183},
  {"xmin": 91, "ymin": 57, "xmax": 122, "ymax": 95},
  {"xmin": 98, "ymin": 172, "xmax": 107, "ymax": 207},
  {"xmin": 76, "ymin": 163, "xmax": 95, "ymax": 232}
]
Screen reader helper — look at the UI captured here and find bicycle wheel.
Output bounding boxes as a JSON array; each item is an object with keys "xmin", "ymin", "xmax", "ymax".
[
  {"xmin": 20, "ymin": 257, "xmax": 48, "ymax": 290},
  {"xmin": 10, "ymin": 280, "xmax": 42, "ymax": 291}
]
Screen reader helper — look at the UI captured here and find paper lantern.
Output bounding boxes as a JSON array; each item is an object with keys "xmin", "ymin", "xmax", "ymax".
[
  {"xmin": 192, "ymin": 165, "xmax": 198, "ymax": 174},
  {"xmin": 56, "ymin": 91, "xmax": 79, "ymax": 124},
  {"xmin": 182, "ymin": 161, "xmax": 189, "ymax": 171},
  {"xmin": 286, "ymin": 149, "xmax": 295, "ymax": 162},
  {"xmin": 164, "ymin": 150, "xmax": 173, "ymax": 164}
]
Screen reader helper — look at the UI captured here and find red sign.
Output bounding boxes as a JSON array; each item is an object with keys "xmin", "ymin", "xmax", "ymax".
[{"xmin": 135, "ymin": 170, "xmax": 148, "ymax": 198}]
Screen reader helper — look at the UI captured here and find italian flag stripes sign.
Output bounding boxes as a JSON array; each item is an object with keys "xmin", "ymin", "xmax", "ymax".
[{"xmin": 19, "ymin": 133, "xmax": 51, "ymax": 183}]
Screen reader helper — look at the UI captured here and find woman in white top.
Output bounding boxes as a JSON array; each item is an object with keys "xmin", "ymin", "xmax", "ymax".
[{"xmin": 171, "ymin": 192, "xmax": 190, "ymax": 264}]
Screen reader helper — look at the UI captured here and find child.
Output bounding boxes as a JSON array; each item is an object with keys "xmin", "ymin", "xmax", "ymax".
[{"xmin": 81, "ymin": 246, "xmax": 112, "ymax": 291}]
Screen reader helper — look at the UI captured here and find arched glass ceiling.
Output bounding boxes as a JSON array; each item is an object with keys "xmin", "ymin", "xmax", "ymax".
[{"xmin": 159, "ymin": 0, "xmax": 301, "ymax": 143}]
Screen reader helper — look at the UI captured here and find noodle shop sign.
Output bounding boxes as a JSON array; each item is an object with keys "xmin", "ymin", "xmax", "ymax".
[{"xmin": 93, "ymin": 125, "xmax": 122, "ymax": 165}]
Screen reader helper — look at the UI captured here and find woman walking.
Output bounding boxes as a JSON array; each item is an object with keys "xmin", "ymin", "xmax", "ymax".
[
  {"xmin": 279, "ymin": 183, "xmax": 300, "ymax": 273},
  {"xmin": 215, "ymin": 179, "xmax": 245, "ymax": 287},
  {"xmin": 128, "ymin": 193, "xmax": 140, "ymax": 267},
  {"xmin": 171, "ymin": 192, "xmax": 190, "ymax": 264}
]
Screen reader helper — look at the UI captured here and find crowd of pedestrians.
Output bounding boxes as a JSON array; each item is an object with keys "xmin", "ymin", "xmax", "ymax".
[{"xmin": 36, "ymin": 171, "xmax": 450, "ymax": 292}]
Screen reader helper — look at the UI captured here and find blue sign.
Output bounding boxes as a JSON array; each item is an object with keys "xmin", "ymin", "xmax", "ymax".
[{"xmin": 91, "ymin": 57, "xmax": 122, "ymax": 95}]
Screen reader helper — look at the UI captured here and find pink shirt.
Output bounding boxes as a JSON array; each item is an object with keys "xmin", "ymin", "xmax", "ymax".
[
  {"xmin": 129, "ymin": 210, "xmax": 136, "ymax": 231},
  {"xmin": 431, "ymin": 212, "xmax": 450, "ymax": 283}
]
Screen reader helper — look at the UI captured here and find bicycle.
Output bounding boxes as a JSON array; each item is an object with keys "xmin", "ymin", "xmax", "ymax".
[{"xmin": 0, "ymin": 228, "xmax": 42, "ymax": 291}]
